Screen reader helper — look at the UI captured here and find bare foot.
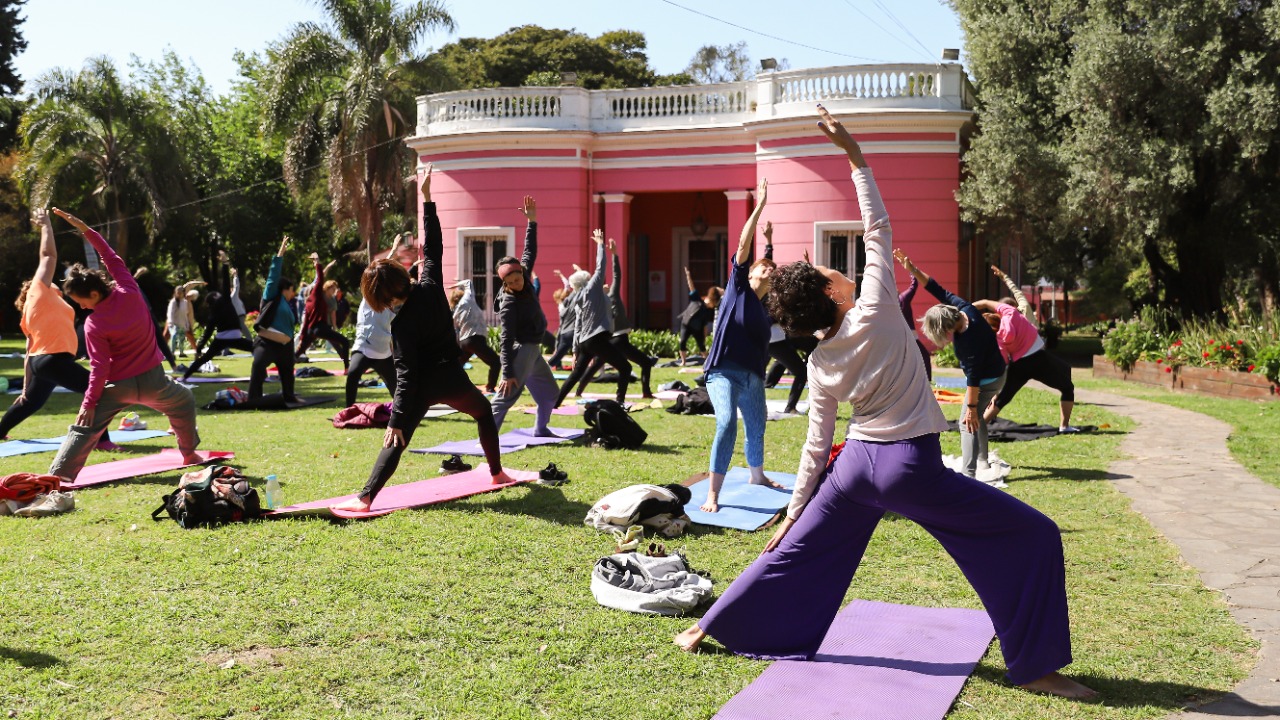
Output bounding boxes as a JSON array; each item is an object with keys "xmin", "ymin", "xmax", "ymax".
[
  {"xmin": 699, "ymin": 499, "xmax": 719, "ymax": 513},
  {"xmin": 330, "ymin": 496, "xmax": 371, "ymax": 514},
  {"xmin": 1020, "ymin": 672, "xmax": 1098, "ymax": 699},
  {"xmin": 491, "ymin": 471, "xmax": 516, "ymax": 485},
  {"xmin": 749, "ymin": 473, "xmax": 786, "ymax": 490},
  {"xmin": 182, "ymin": 453, "xmax": 204, "ymax": 465},
  {"xmin": 674, "ymin": 625, "xmax": 706, "ymax": 652}
]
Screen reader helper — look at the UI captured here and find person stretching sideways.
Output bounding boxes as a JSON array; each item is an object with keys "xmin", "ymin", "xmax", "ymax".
[
  {"xmin": 759, "ymin": 222, "xmax": 808, "ymax": 415},
  {"xmin": 488, "ymin": 196, "xmax": 560, "ymax": 434},
  {"xmin": 971, "ymin": 297, "xmax": 1079, "ymax": 433},
  {"xmin": 295, "ymin": 254, "xmax": 350, "ymax": 370},
  {"xmin": 46, "ymin": 208, "xmax": 200, "ymax": 480},
  {"xmin": 896, "ymin": 249, "xmax": 1007, "ymax": 480},
  {"xmin": 674, "ymin": 106, "xmax": 1096, "ymax": 700},
  {"xmin": 992, "ymin": 264, "xmax": 1036, "ymax": 324},
  {"xmin": 699, "ymin": 178, "xmax": 784, "ymax": 513},
  {"xmin": 331, "ymin": 165, "xmax": 512, "ymax": 514},
  {"xmin": 552, "ymin": 231, "xmax": 634, "ymax": 408},
  {"xmin": 0, "ymin": 208, "xmax": 115, "ymax": 449},
  {"xmin": 449, "ymin": 279, "xmax": 499, "ymax": 394},
  {"xmin": 676, "ymin": 268, "xmax": 720, "ymax": 366},
  {"xmin": 249, "ymin": 237, "xmax": 300, "ymax": 402},
  {"xmin": 184, "ymin": 251, "xmax": 255, "ymax": 382},
  {"xmin": 575, "ymin": 239, "xmax": 657, "ymax": 398},
  {"xmin": 898, "ymin": 272, "xmax": 933, "ymax": 381}
]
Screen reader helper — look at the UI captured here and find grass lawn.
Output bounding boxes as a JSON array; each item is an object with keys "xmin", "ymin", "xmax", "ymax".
[
  {"xmin": 1077, "ymin": 374, "xmax": 1280, "ymax": 489},
  {"xmin": 0, "ymin": 339, "xmax": 1253, "ymax": 719}
]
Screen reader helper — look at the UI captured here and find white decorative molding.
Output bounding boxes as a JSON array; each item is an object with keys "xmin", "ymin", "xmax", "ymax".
[
  {"xmin": 724, "ymin": 190, "xmax": 753, "ymax": 202},
  {"xmin": 600, "ymin": 193, "xmax": 634, "ymax": 205}
]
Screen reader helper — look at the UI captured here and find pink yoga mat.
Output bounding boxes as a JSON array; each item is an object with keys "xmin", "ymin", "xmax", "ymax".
[
  {"xmin": 713, "ymin": 600, "xmax": 994, "ymax": 720},
  {"xmin": 63, "ymin": 449, "xmax": 237, "ymax": 489},
  {"xmin": 267, "ymin": 467, "xmax": 539, "ymax": 519}
]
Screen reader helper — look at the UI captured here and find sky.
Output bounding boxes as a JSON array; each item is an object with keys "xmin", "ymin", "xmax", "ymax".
[{"xmin": 12, "ymin": 0, "xmax": 966, "ymax": 97}]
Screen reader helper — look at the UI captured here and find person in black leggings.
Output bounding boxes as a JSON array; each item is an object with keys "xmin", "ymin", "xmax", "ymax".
[
  {"xmin": 553, "ymin": 231, "xmax": 633, "ymax": 407},
  {"xmin": 184, "ymin": 252, "xmax": 254, "ymax": 382},
  {"xmin": 249, "ymin": 237, "xmax": 299, "ymax": 402},
  {"xmin": 677, "ymin": 267, "xmax": 720, "ymax": 365},
  {"xmin": 295, "ymin": 254, "xmax": 350, "ymax": 370},
  {"xmin": 331, "ymin": 164, "xmax": 512, "ymax": 514},
  {"xmin": 576, "ymin": 240, "xmax": 655, "ymax": 397},
  {"xmin": 449, "ymin": 279, "xmax": 499, "ymax": 392}
]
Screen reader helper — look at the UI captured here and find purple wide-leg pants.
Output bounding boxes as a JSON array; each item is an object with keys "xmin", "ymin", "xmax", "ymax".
[{"xmin": 699, "ymin": 433, "xmax": 1072, "ymax": 685}]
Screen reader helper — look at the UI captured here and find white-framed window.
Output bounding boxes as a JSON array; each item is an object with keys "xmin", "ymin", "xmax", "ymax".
[
  {"xmin": 813, "ymin": 221, "xmax": 866, "ymax": 289},
  {"xmin": 457, "ymin": 227, "xmax": 514, "ymax": 325}
]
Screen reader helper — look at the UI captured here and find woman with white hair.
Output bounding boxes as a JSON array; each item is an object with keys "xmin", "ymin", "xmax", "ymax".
[
  {"xmin": 674, "ymin": 106, "xmax": 1094, "ymax": 700},
  {"xmin": 552, "ymin": 232, "xmax": 633, "ymax": 407},
  {"xmin": 895, "ymin": 250, "xmax": 1006, "ymax": 479}
]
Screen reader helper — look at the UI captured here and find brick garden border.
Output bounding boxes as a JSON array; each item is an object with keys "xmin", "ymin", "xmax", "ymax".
[{"xmin": 1093, "ymin": 356, "xmax": 1278, "ymax": 401}]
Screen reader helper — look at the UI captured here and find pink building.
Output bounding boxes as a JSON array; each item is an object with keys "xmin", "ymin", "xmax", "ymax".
[{"xmin": 406, "ymin": 63, "xmax": 984, "ymax": 332}]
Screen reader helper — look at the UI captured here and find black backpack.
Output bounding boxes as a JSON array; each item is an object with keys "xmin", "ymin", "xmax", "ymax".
[
  {"xmin": 665, "ymin": 387, "xmax": 714, "ymax": 415},
  {"xmin": 152, "ymin": 465, "xmax": 262, "ymax": 529},
  {"xmin": 583, "ymin": 399, "xmax": 647, "ymax": 450}
]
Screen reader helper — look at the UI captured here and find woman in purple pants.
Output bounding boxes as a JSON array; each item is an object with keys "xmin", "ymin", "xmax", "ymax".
[{"xmin": 674, "ymin": 106, "xmax": 1096, "ymax": 700}]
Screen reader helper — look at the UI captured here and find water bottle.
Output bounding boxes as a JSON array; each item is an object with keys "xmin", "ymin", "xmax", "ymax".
[{"xmin": 264, "ymin": 474, "xmax": 283, "ymax": 510}]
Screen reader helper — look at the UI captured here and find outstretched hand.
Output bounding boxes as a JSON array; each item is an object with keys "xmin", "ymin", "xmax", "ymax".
[
  {"xmin": 892, "ymin": 248, "xmax": 916, "ymax": 273},
  {"xmin": 51, "ymin": 208, "xmax": 90, "ymax": 233},
  {"xmin": 420, "ymin": 163, "xmax": 433, "ymax": 201},
  {"xmin": 592, "ymin": 229, "xmax": 604, "ymax": 246},
  {"xmin": 990, "ymin": 264, "xmax": 1007, "ymax": 279},
  {"xmin": 756, "ymin": 177, "xmax": 768, "ymax": 207},
  {"xmin": 803, "ymin": 249, "xmax": 811, "ymax": 264},
  {"xmin": 32, "ymin": 208, "xmax": 50, "ymax": 228},
  {"xmin": 762, "ymin": 516, "xmax": 796, "ymax": 554},
  {"xmin": 607, "ymin": 238, "xmax": 616, "ymax": 253},
  {"xmin": 278, "ymin": 236, "xmax": 291, "ymax": 257},
  {"xmin": 519, "ymin": 195, "xmax": 536, "ymax": 222},
  {"xmin": 762, "ymin": 220, "xmax": 773, "ymax": 244},
  {"xmin": 816, "ymin": 104, "xmax": 865, "ymax": 166}
]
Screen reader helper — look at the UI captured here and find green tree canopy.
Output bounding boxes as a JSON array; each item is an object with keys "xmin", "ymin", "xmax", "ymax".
[
  {"xmin": 430, "ymin": 25, "xmax": 692, "ymax": 89},
  {"xmin": 0, "ymin": 0, "xmax": 29, "ymax": 150},
  {"xmin": 951, "ymin": 0, "xmax": 1280, "ymax": 318}
]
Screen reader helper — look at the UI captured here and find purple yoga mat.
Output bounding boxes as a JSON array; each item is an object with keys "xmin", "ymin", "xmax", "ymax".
[
  {"xmin": 523, "ymin": 405, "xmax": 581, "ymax": 416},
  {"xmin": 714, "ymin": 601, "xmax": 994, "ymax": 720},
  {"xmin": 410, "ymin": 427, "xmax": 585, "ymax": 456}
]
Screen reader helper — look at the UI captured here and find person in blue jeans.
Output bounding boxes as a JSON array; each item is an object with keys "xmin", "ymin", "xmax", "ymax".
[{"xmin": 700, "ymin": 179, "xmax": 784, "ymax": 513}]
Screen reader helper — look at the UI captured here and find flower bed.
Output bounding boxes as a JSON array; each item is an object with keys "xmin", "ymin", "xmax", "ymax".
[{"xmin": 1093, "ymin": 356, "xmax": 1278, "ymax": 401}]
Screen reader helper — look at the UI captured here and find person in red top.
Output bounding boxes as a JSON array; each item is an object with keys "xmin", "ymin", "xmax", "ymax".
[
  {"xmin": 0, "ymin": 209, "xmax": 114, "ymax": 447},
  {"xmin": 46, "ymin": 208, "xmax": 201, "ymax": 481},
  {"xmin": 294, "ymin": 254, "xmax": 350, "ymax": 370}
]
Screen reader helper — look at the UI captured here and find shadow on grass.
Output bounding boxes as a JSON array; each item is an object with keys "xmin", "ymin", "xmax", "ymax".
[
  {"xmin": 0, "ymin": 646, "xmax": 61, "ymax": 668},
  {"xmin": 1013, "ymin": 465, "xmax": 1133, "ymax": 483},
  {"xmin": 443, "ymin": 484, "xmax": 595, "ymax": 527}
]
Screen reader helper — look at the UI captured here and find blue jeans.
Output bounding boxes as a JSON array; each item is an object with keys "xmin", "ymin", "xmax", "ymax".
[{"xmin": 706, "ymin": 366, "xmax": 767, "ymax": 475}]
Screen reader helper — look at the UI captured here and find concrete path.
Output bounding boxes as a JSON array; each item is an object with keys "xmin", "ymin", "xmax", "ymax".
[{"xmin": 1077, "ymin": 388, "xmax": 1280, "ymax": 718}]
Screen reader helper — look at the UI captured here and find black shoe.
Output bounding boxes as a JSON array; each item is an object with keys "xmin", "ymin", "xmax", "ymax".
[
  {"xmin": 440, "ymin": 454, "xmax": 471, "ymax": 475},
  {"xmin": 537, "ymin": 462, "xmax": 568, "ymax": 485}
]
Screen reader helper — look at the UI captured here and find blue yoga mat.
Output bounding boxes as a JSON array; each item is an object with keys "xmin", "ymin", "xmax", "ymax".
[
  {"xmin": 410, "ymin": 427, "xmax": 585, "ymax": 457},
  {"xmin": 0, "ymin": 429, "xmax": 172, "ymax": 459},
  {"xmin": 932, "ymin": 376, "xmax": 967, "ymax": 389},
  {"xmin": 685, "ymin": 467, "xmax": 797, "ymax": 531}
]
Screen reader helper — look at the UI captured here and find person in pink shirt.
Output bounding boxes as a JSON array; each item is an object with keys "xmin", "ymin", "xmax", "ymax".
[
  {"xmin": 46, "ymin": 208, "xmax": 201, "ymax": 481},
  {"xmin": 973, "ymin": 299, "xmax": 1078, "ymax": 433}
]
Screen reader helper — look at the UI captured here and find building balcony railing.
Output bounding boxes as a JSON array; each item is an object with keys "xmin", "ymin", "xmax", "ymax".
[{"xmin": 415, "ymin": 63, "xmax": 973, "ymax": 137}]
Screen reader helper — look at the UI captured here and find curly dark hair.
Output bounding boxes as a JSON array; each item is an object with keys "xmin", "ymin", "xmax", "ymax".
[
  {"xmin": 62, "ymin": 264, "xmax": 114, "ymax": 300},
  {"xmin": 766, "ymin": 262, "xmax": 836, "ymax": 338}
]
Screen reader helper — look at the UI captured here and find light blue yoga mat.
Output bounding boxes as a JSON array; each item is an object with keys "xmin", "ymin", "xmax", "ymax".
[
  {"xmin": 685, "ymin": 467, "xmax": 797, "ymax": 531},
  {"xmin": 933, "ymin": 376, "xmax": 967, "ymax": 389},
  {"xmin": 410, "ymin": 427, "xmax": 585, "ymax": 456},
  {"xmin": 0, "ymin": 429, "xmax": 172, "ymax": 459}
]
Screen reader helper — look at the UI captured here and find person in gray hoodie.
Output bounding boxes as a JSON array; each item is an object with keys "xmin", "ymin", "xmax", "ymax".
[
  {"xmin": 553, "ymin": 230, "xmax": 633, "ymax": 407},
  {"xmin": 487, "ymin": 196, "xmax": 559, "ymax": 434},
  {"xmin": 574, "ymin": 239, "xmax": 654, "ymax": 398}
]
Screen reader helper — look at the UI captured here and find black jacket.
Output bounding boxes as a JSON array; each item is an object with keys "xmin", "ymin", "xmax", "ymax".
[{"xmin": 495, "ymin": 220, "xmax": 547, "ymax": 378}]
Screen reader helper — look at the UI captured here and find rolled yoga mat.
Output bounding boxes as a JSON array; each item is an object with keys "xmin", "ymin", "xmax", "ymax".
[
  {"xmin": 410, "ymin": 427, "xmax": 585, "ymax": 457},
  {"xmin": 713, "ymin": 600, "xmax": 995, "ymax": 720},
  {"xmin": 0, "ymin": 429, "xmax": 172, "ymax": 459},
  {"xmin": 684, "ymin": 467, "xmax": 797, "ymax": 532},
  {"xmin": 62, "ymin": 449, "xmax": 237, "ymax": 489},
  {"xmin": 268, "ymin": 466, "xmax": 540, "ymax": 519}
]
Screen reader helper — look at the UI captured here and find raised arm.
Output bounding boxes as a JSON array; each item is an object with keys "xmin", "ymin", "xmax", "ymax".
[
  {"xmin": 894, "ymin": 249, "xmax": 931, "ymax": 290},
  {"xmin": 608, "ymin": 239, "xmax": 621, "ymax": 301},
  {"xmin": 420, "ymin": 164, "xmax": 443, "ymax": 286},
  {"xmin": 972, "ymin": 299, "xmax": 1001, "ymax": 313},
  {"xmin": 33, "ymin": 209, "xmax": 56, "ymax": 287},
  {"xmin": 263, "ymin": 237, "xmax": 289, "ymax": 301},
  {"xmin": 684, "ymin": 266, "xmax": 696, "ymax": 293},
  {"xmin": 518, "ymin": 195, "xmax": 537, "ymax": 273},
  {"xmin": 735, "ymin": 178, "xmax": 768, "ymax": 267},
  {"xmin": 583, "ymin": 230, "xmax": 607, "ymax": 295},
  {"xmin": 992, "ymin": 265, "xmax": 1034, "ymax": 322},
  {"xmin": 459, "ymin": 278, "xmax": 475, "ymax": 307},
  {"xmin": 762, "ymin": 221, "xmax": 774, "ymax": 261},
  {"xmin": 898, "ymin": 274, "xmax": 919, "ymax": 330},
  {"xmin": 52, "ymin": 208, "xmax": 138, "ymax": 293}
]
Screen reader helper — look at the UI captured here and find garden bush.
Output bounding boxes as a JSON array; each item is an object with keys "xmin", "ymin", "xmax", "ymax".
[
  {"xmin": 629, "ymin": 329, "xmax": 680, "ymax": 359},
  {"xmin": 934, "ymin": 343, "xmax": 959, "ymax": 368}
]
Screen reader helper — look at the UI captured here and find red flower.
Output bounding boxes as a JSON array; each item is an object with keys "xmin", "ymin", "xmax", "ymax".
[
  {"xmin": 1249, "ymin": 364, "xmax": 1256, "ymax": 372},
  {"xmin": 1164, "ymin": 366, "xmax": 1173, "ymax": 373},
  {"xmin": 1209, "ymin": 339, "xmax": 1216, "ymax": 345},
  {"xmin": 1203, "ymin": 351, "xmax": 1211, "ymax": 358},
  {"xmin": 1156, "ymin": 358, "xmax": 1163, "ymax": 363},
  {"xmin": 1237, "ymin": 340, "xmax": 1245, "ymax": 345},
  {"xmin": 1173, "ymin": 340, "xmax": 1183, "ymax": 347}
]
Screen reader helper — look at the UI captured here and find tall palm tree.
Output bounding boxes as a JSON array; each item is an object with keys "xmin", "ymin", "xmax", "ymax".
[
  {"xmin": 19, "ymin": 56, "xmax": 186, "ymax": 263},
  {"xmin": 263, "ymin": 0, "xmax": 455, "ymax": 262}
]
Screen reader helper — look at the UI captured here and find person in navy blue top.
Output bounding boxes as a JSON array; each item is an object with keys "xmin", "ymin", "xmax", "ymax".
[
  {"xmin": 700, "ymin": 179, "xmax": 785, "ymax": 513},
  {"xmin": 896, "ymin": 249, "xmax": 1007, "ymax": 480}
]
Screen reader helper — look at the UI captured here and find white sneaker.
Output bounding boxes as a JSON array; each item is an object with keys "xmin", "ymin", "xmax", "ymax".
[
  {"xmin": 14, "ymin": 491, "xmax": 75, "ymax": 517},
  {"xmin": 1059, "ymin": 425, "xmax": 1082, "ymax": 434}
]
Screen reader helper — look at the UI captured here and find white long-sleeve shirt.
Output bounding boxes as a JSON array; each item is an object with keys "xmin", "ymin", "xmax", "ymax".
[
  {"xmin": 351, "ymin": 299, "xmax": 395, "ymax": 359},
  {"xmin": 786, "ymin": 168, "xmax": 948, "ymax": 520}
]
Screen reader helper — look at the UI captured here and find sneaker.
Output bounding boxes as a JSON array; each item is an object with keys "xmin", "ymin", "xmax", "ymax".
[
  {"xmin": 440, "ymin": 454, "xmax": 471, "ymax": 475},
  {"xmin": 174, "ymin": 363, "xmax": 189, "ymax": 373},
  {"xmin": 1059, "ymin": 425, "xmax": 1082, "ymax": 434},
  {"xmin": 14, "ymin": 491, "xmax": 75, "ymax": 517},
  {"xmin": 119, "ymin": 413, "xmax": 147, "ymax": 431},
  {"xmin": 537, "ymin": 462, "xmax": 568, "ymax": 486}
]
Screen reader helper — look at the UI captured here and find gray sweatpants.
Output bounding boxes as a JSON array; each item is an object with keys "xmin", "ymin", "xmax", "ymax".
[
  {"xmin": 50, "ymin": 365, "xmax": 200, "ymax": 481},
  {"xmin": 960, "ymin": 372, "xmax": 1006, "ymax": 478},
  {"xmin": 489, "ymin": 342, "xmax": 558, "ymax": 435}
]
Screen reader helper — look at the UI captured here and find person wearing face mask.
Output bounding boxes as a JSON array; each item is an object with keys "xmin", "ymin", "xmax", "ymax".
[
  {"xmin": 249, "ymin": 236, "xmax": 302, "ymax": 403},
  {"xmin": 0, "ymin": 209, "xmax": 115, "ymax": 450},
  {"xmin": 674, "ymin": 106, "xmax": 1093, "ymax": 701},
  {"xmin": 44, "ymin": 208, "xmax": 201, "ymax": 481},
  {"xmin": 330, "ymin": 165, "xmax": 512, "ymax": 515},
  {"xmin": 697, "ymin": 177, "xmax": 786, "ymax": 514}
]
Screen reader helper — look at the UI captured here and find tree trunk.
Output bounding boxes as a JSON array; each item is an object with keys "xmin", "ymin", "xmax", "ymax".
[{"xmin": 1258, "ymin": 247, "xmax": 1279, "ymax": 315}]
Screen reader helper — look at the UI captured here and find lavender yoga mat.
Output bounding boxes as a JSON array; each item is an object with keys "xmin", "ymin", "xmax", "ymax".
[
  {"xmin": 410, "ymin": 427, "xmax": 585, "ymax": 456},
  {"xmin": 268, "ymin": 467, "xmax": 539, "ymax": 518},
  {"xmin": 713, "ymin": 600, "xmax": 994, "ymax": 720}
]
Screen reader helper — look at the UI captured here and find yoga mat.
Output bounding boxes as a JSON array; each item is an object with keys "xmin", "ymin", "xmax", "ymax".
[
  {"xmin": 6, "ymin": 386, "xmax": 75, "ymax": 395},
  {"xmin": 579, "ymin": 392, "xmax": 645, "ymax": 400},
  {"xmin": 204, "ymin": 394, "xmax": 337, "ymax": 411},
  {"xmin": 693, "ymin": 401, "xmax": 809, "ymax": 422},
  {"xmin": 713, "ymin": 600, "xmax": 994, "ymax": 720},
  {"xmin": 934, "ymin": 389, "xmax": 963, "ymax": 404},
  {"xmin": 553, "ymin": 372, "xmax": 570, "ymax": 380},
  {"xmin": 63, "ymin": 449, "xmax": 236, "ymax": 489},
  {"xmin": 523, "ymin": 405, "xmax": 581, "ymax": 416},
  {"xmin": 684, "ymin": 467, "xmax": 797, "ymax": 531},
  {"xmin": 933, "ymin": 376, "xmax": 967, "ymax": 389},
  {"xmin": 0, "ymin": 429, "xmax": 172, "ymax": 459},
  {"xmin": 410, "ymin": 427, "xmax": 585, "ymax": 457},
  {"xmin": 182, "ymin": 376, "xmax": 255, "ymax": 384},
  {"xmin": 425, "ymin": 405, "xmax": 459, "ymax": 418},
  {"xmin": 943, "ymin": 418, "xmax": 1098, "ymax": 442},
  {"xmin": 268, "ymin": 467, "xmax": 540, "ymax": 518}
]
